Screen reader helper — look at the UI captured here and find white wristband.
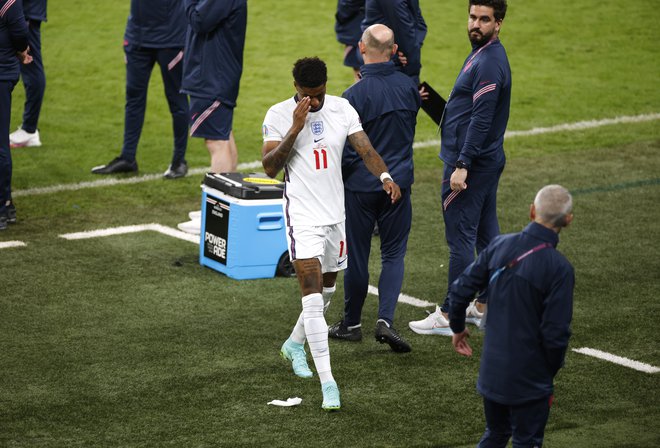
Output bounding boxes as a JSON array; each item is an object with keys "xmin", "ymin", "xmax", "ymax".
[{"xmin": 380, "ymin": 172, "xmax": 393, "ymax": 183}]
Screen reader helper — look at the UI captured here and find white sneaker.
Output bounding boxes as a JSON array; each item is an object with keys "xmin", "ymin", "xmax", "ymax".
[
  {"xmin": 10, "ymin": 128, "xmax": 41, "ymax": 148},
  {"xmin": 466, "ymin": 299, "xmax": 484, "ymax": 327},
  {"xmin": 408, "ymin": 306, "xmax": 453, "ymax": 336},
  {"xmin": 177, "ymin": 218, "xmax": 201, "ymax": 235},
  {"xmin": 188, "ymin": 210, "xmax": 202, "ymax": 220}
]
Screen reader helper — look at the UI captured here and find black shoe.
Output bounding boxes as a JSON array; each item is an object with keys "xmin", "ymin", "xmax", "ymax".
[
  {"xmin": 163, "ymin": 161, "xmax": 188, "ymax": 179},
  {"xmin": 91, "ymin": 157, "xmax": 138, "ymax": 174},
  {"xmin": 328, "ymin": 320, "xmax": 362, "ymax": 341},
  {"xmin": 7, "ymin": 200, "xmax": 16, "ymax": 224},
  {"xmin": 0, "ymin": 212, "xmax": 7, "ymax": 231},
  {"xmin": 375, "ymin": 320, "xmax": 411, "ymax": 353}
]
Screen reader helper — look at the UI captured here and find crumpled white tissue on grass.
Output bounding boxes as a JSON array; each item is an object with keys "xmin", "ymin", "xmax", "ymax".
[{"xmin": 267, "ymin": 397, "xmax": 302, "ymax": 407}]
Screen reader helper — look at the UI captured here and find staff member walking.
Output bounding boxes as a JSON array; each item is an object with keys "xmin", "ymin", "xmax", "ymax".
[
  {"xmin": 92, "ymin": 0, "xmax": 189, "ymax": 178},
  {"xmin": 449, "ymin": 184, "xmax": 575, "ymax": 447},
  {"xmin": 1, "ymin": 0, "xmax": 32, "ymax": 229},
  {"xmin": 328, "ymin": 24, "xmax": 420, "ymax": 352},
  {"xmin": 409, "ymin": 0, "xmax": 511, "ymax": 335}
]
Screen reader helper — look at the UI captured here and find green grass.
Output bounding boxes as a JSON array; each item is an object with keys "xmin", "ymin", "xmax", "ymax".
[{"xmin": 2, "ymin": 0, "xmax": 659, "ymax": 447}]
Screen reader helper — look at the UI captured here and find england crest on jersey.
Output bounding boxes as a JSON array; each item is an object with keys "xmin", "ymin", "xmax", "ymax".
[{"xmin": 311, "ymin": 121, "xmax": 324, "ymax": 135}]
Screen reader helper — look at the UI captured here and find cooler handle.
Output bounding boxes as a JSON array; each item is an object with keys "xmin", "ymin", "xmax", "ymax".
[{"xmin": 257, "ymin": 213, "xmax": 284, "ymax": 230}]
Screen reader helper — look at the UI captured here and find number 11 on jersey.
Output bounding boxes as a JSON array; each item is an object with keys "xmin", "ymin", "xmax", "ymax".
[{"xmin": 313, "ymin": 148, "xmax": 328, "ymax": 170}]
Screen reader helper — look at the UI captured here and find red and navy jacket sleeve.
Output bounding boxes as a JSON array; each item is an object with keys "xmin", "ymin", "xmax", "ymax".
[
  {"xmin": 458, "ymin": 47, "xmax": 509, "ymax": 167},
  {"xmin": 1, "ymin": 0, "xmax": 28, "ymax": 52}
]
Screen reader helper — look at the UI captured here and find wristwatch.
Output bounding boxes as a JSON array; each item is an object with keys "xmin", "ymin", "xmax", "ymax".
[{"xmin": 455, "ymin": 160, "xmax": 469, "ymax": 170}]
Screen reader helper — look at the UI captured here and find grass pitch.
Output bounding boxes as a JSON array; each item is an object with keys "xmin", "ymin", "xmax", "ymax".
[{"xmin": 2, "ymin": 0, "xmax": 659, "ymax": 447}]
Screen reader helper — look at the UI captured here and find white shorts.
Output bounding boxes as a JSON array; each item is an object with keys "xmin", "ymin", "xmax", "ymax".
[{"xmin": 286, "ymin": 222, "xmax": 348, "ymax": 273}]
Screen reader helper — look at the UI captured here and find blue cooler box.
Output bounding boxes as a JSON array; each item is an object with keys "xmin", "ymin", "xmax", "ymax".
[{"xmin": 199, "ymin": 173, "xmax": 289, "ymax": 280}]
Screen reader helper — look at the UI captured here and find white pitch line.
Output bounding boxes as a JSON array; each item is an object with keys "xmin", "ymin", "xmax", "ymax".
[
  {"xmin": 572, "ymin": 347, "xmax": 660, "ymax": 374},
  {"xmin": 13, "ymin": 161, "xmax": 263, "ymax": 198},
  {"xmin": 0, "ymin": 240, "xmax": 27, "ymax": 249},
  {"xmin": 367, "ymin": 284, "xmax": 435, "ymax": 308},
  {"xmin": 13, "ymin": 113, "xmax": 659, "ymax": 198},
  {"xmin": 412, "ymin": 112, "xmax": 660, "ymax": 149},
  {"xmin": 59, "ymin": 223, "xmax": 199, "ymax": 244}
]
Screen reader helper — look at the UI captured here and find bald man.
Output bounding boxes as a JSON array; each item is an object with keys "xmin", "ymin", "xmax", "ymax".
[
  {"xmin": 449, "ymin": 184, "xmax": 575, "ymax": 447},
  {"xmin": 328, "ymin": 24, "xmax": 421, "ymax": 353}
]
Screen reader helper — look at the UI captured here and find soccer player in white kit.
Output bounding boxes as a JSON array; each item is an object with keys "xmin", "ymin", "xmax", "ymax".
[{"xmin": 262, "ymin": 57, "xmax": 401, "ymax": 411}]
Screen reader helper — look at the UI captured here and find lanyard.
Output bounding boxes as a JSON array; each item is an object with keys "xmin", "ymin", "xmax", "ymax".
[
  {"xmin": 489, "ymin": 242, "xmax": 553, "ymax": 284},
  {"xmin": 463, "ymin": 39, "xmax": 495, "ymax": 73}
]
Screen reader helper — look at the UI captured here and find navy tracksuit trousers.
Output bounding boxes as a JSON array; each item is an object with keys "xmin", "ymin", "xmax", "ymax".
[
  {"xmin": 440, "ymin": 164, "xmax": 502, "ymax": 312},
  {"xmin": 0, "ymin": 80, "xmax": 16, "ymax": 214},
  {"xmin": 343, "ymin": 188, "xmax": 412, "ymax": 327},
  {"xmin": 18, "ymin": 20, "xmax": 44, "ymax": 134},
  {"xmin": 121, "ymin": 46, "xmax": 188, "ymax": 165},
  {"xmin": 479, "ymin": 396, "xmax": 552, "ymax": 448}
]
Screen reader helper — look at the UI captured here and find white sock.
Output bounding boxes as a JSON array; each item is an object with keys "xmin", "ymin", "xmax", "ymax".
[
  {"xmin": 289, "ymin": 311, "xmax": 306, "ymax": 345},
  {"xmin": 302, "ymin": 293, "xmax": 334, "ymax": 384},
  {"xmin": 322, "ymin": 285, "xmax": 335, "ymax": 314},
  {"xmin": 288, "ymin": 285, "xmax": 336, "ymax": 346}
]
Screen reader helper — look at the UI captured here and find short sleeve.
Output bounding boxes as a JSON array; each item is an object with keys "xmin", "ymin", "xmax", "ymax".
[
  {"xmin": 344, "ymin": 101, "xmax": 363, "ymax": 136},
  {"xmin": 262, "ymin": 108, "xmax": 284, "ymax": 142}
]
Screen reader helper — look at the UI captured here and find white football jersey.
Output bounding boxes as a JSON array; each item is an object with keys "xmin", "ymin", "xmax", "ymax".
[{"xmin": 263, "ymin": 94, "xmax": 363, "ymax": 226}]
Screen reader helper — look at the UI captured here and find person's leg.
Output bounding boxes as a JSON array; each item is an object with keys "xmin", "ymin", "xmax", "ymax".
[
  {"xmin": 440, "ymin": 164, "xmax": 484, "ymax": 313},
  {"xmin": 120, "ymin": 46, "xmax": 155, "ymax": 162},
  {"xmin": 474, "ymin": 168, "xmax": 503, "ymax": 306},
  {"xmin": 376, "ymin": 188, "xmax": 411, "ymax": 325},
  {"xmin": 342, "ymin": 190, "xmax": 376, "ymax": 327},
  {"xmin": 189, "ymin": 97, "xmax": 236, "ymax": 172},
  {"xmin": 510, "ymin": 396, "xmax": 552, "ymax": 448},
  {"xmin": 19, "ymin": 21, "xmax": 45, "ymax": 134},
  {"xmin": 0, "ymin": 80, "xmax": 15, "ymax": 226},
  {"xmin": 156, "ymin": 48, "xmax": 188, "ymax": 166},
  {"xmin": 478, "ymin": 397, "xmax": 512, "ymax": 448},
  {"xmin": 205, "ymin": 132, "xmax": 237, "ymax": 173}
]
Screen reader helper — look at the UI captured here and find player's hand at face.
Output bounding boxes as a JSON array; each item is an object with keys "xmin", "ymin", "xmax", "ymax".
[
  {"xmin": 291, "ymin": 96, "xmax": 311, "ymax": 134},
  {"xmin": 383, "ymin": 180, "xmax": 401, "ymax": 204}
]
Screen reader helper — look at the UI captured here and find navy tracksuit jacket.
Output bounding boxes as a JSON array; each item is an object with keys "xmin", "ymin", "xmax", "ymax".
[
  {"xmin": 362, "ymin": 0, "xmax": 427, "ymax": 84},
  {"xmin": 448, "ymin": 222, "xmax": 573, "ymax": 445},
  {"xmin": 1, "ymin": 0, "xmax": 29, "ymax": 215},
  {"xmin": 341, "ymin": 61, "xmax": 420, "ymax": 326},
  {"xmin": 181, "ymin": 0, "xmax": 247, "ymax": 107},
  {"xmin": 17, "ymin": 0, "xmax": 46, "ymax": 133},
  {"xmin": 439, "ymin": 38, "xmax": 511, "ymax": 311},
  {"xmin": 121, "ymin": 0, "xmax": 188, "ymax": 165}
]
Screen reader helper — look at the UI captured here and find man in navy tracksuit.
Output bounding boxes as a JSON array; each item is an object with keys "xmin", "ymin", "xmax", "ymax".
[
  {"xmin": 1, "ymin": 0, "xmax": 32, "ymax": 229},
  {"xmin": 334, "ymin": 0, "xmax": 364, "ymax": 81},
  {"xmin": 328, "ymin": 24, "xmax": 420, "ymax": 352},
  {"xmin": 9, "ymin": 0, "xmax": 45, "ymax": 148},
  {"xmin": 182, "ymin": 0, "xmax": 247, "ymax": 174},
  {"xmin": 362, "ymin": 0, "xmax": 427, "ymax": 84},
  {"xmin": 409, "ymin": 0, "xmax": 511, "ymax": 336},
  {"xmin": 92, "ymin": 0, "xmax": 189, "ymax": 179},
  {"xmin": 449, "ymin": 185, "xmax": 575, "ymax": 447}
]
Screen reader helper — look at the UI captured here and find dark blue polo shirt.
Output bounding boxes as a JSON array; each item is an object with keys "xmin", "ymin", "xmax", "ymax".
[
  {"xmin": 440, "ymin": 38, "xmax": 511, "ymax": 172},
  {"xmin": 335, "ymin": 0, "xmax": 364, "ymax": 46},
  {"xmin": 124, "ymin": 0, "xmax": 186, "ymax": 49},
  {"xmin": 341, "ymin": 61, "xmax": 420, "ymax": 191},
  {"xmin": 449, "ymin": 222, "xmax": 574, "ymax": 405}
]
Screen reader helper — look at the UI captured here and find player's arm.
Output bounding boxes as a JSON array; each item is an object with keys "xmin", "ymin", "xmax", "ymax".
[
  {"xmin": 347, "ymin": 130, "xmax": 401, "ymax": 203},
  {"xmin": 262, "ymin": 97, "xmax": 311, "ymax": 178}
]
